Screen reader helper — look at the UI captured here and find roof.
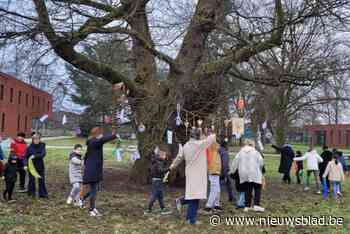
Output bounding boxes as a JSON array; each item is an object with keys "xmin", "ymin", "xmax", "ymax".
[{"xmin": 0, "ymin": 71, "xmax": 52, "ymax": 97}]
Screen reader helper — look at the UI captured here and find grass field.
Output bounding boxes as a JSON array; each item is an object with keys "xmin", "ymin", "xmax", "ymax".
[{"xmin": 0, "ymin": 138, "xmax": 349, "ymax": 234}]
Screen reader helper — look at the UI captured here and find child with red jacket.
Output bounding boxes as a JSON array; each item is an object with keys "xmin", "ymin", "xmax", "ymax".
[{"xmin": 10, "ymin": 132, "xmax": 27, "ymax": 192}]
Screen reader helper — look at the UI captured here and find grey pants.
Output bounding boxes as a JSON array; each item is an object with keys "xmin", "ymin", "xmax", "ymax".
[
  {"xmin": 70, "ymin": 182, "xmax": 81, "ymax": 200},
  {"xmin": 306, "ymin": 170, "xmax": 320, "ymax": 191}
]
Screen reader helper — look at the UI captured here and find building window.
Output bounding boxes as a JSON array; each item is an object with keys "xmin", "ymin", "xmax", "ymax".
[
  {"xmin": 0, "ymin": 85, "xmax": 4, "ymax": 100},
  {"xmin": 17, "ymin": 114, "xmax": 21, "ymax": 131},
  {"xmin": 10, "ymin": 88, "xmax": 13, "ymax": 103},
  {"xmin": 38, "ymin": 97, "xmax": 40, "ymax": 109},
  {"xmin": 47, "ymin": 101, "xmax": 50, "ymax": 111},
  {"xmin": 18, "ymin": 90, "xmax": 22, "ymax": 104},
  {"xmin": 26, "ymin": 93, "xmax": 29, "ymax": 106},
  {"xmin": 1, "ymin": 113, "xmax": 5, "ymax": 132},
  {"xmin": 32, "ymin": 96, "xmax": 35, "ymax": 107},
  {"xmin": 25, "ymin": 116, "xmax": 28, "ymax": 131}
]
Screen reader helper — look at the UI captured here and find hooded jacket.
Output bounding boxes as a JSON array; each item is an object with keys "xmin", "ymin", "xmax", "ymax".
[
  {"xmin": 69, "ymin": 152, "xmax": 83, "ymax": 184},
  {"xmin": 323, "ymin": 160, "xmax": 345, "ymax": 182},
  {"xmin": 294, "ymin": 150, "xmax": 323, "ymax": 171},
  {"xmin": 10, "ymin": 138, "xmax": 27, "ymax": 160},
  {"xmin": 230, "ymin": 145, "xmax": 264, "ymax": 184},
  {"xmin": 150, "ymin": 154, "xmax": 167, "ymax": 179},
  {"xmin": 3, "ymin": 154, "xmax": 18, "ymax": 182}
]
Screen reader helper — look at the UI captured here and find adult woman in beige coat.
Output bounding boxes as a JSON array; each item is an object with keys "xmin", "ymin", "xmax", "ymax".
[{"xmin": 169, "ymin": 128, "xmax": 216, "ymax": 225}]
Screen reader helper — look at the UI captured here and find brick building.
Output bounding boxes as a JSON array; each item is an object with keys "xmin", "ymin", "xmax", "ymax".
[
  {"xmin": 304, "ymin": 124, "xmax": 350, "ymax": 149},
  {"xmin": 0, "ymin": 72, "xmax": 53, "ymax": 137}
]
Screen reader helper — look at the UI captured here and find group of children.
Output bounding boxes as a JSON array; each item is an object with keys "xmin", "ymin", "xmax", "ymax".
[
  {"xmin": 0, "ymin": 132, "xmax": 48, "ymax": 202},
  {"xmin": 293, "ymin": 146, "xmax": 346, "ymax": 199}
]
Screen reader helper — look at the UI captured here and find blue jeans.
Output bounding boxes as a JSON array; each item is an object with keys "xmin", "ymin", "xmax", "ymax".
[
  {"xmin": 148, "ymin": 179, "xmax": 164, "ymax": 210},
  {"xmin": 332, "ymin": 181, "xmax": 340, "ymax": 199},
  {"xmin": 83, "ymin": 182, "xmax": 98, "ymax": 210},
  {"xmin": 236, "ymin": 192, "xmax": 245, "ymax": 208},
  {"xmin": 180, "ymin": 197, "xmax": 199, "ymax": 224}
]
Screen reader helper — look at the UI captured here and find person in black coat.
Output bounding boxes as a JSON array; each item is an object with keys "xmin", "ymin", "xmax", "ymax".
[
  {"xmin": 319, "ymin": 146, "xmax": 332, "ymax": 189},
  {"xmin": 82, "ymin": 127, "xmax": 117, "ymax": 217},
  {"xmin": 272, "ymin": 144, "xmax": 295, "ymax": 184},
  {"xmin": 2, "ymin": 153, "xmax": 18, "ymax": 201},
  {"xmin": 24, "ymin": 134, "xmax": 48, "ymax": 198}
]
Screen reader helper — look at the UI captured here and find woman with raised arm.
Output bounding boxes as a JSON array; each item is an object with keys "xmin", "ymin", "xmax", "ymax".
[
  {"xmin": 81, "ymin": 127, "xmax": 117, "ymax": 217},
  {"xmin": 169, "ymin": 128, "xmax": 217, "ymax": 225}
]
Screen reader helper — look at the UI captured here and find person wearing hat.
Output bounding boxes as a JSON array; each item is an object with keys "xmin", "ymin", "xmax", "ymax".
[
  {"xmin": 2, "ymin": 151, "xmax": 18, "ymax": 201},
  {"xmin": 24, "ymin": 133, "xmax": 48, "ymax": 198},
  {"xmin": 169, "ymin": 128, "xmax": 217, "ymax": 225}
]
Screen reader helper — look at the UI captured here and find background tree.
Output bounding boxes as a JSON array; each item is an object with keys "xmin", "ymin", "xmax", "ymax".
[{"xmin": 68, "ymin": 36, "xmax": 134, "ymax": 135}]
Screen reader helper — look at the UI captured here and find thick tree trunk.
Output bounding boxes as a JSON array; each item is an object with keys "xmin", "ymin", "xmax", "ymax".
[{"xmin": 275, "ymin": 114, "xmax": 288, "ymax": 146}]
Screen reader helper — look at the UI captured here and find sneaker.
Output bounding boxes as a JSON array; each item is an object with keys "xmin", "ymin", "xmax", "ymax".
[
  {"xmin": 203, "ymin": 207, "xmax": 212, "ymax": 214},
  {"xmin": 253, "ymin": 205, "xmax": 265, "ymax": 212},
  {"xmin": 18, "ymin": 188, "xmax": 27, "ymax": 193},
  {"xmin": 89, "ymin": 208, "xmax": 102, "ymax": 217},
  {"xmin": 8, "ymin": 199, "xmax": 16, "ymax": 203},
  {"xmin": 175, "ymin": 198, "xmax": 182, "ymax": 213},
  {"xmin": 316, "ymin": 190, "xmax": 321, "ymax": 194},
  {"xmin": 236, "ymin": 205, "xmax": 245, "ymax": 209},
  {"xmin": 160, "ymin": 208, "xmax": 172, "ymax": 215},
  {"xmin": 66, "ymin": 196, "xmax": 73, "ymax": 205},
  {"xmin": 143, "ymin": 209, "xmax": 152, "ymax": 215},
  {"xmin": 243, "ymin": 207, "xmax": 251, "ymax": 212},
  {"xmin": 187, "ymin": 220, "xmax": 202, "ymax": 225},
  {"xmin": 304, "ymin": 187, "xmax": 310, "ymax": 191},
  {"xmin": 337, "ymin": 191, "xmax": 343, "ymax": 197},
  {"xmin": 213, "ymin": 206, "xmax": 223, "ymax": 212}
]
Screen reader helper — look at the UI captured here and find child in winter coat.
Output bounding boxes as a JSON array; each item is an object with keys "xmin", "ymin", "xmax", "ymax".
[
  {"xmin": 2, "ymin": 152, "xmax": 18, "ymax": 201},
  {"xmin": 322, "ymin": 155, "xmax": 345, "ymax": 199},
  {"xmin": 204, "ymin": 142, "xmax": 222, "ymax": 213},
  {"xmin": 294, "ymin": 148, "xmax": 323, "ymax": 193},
  {"xmin": 145, "ymin": 150, "xmax": 171, "ymax": 215},
  {"xmin": 67, "ymin": 144, "xmax": 84, "ymax": 206},
  {"xmin": 10, "ymin": 132, "xmax": 27, "ymax": 192}
]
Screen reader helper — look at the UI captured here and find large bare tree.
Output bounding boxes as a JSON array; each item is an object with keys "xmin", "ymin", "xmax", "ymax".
[{"xmin": 1, "ymin": 0, "xmax": 349, "ymax": 183}]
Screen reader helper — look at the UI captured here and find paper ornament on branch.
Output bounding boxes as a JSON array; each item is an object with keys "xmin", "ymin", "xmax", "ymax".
[
  {"xmin": 138, "ymin": 123, "xmax": 146, "ymax": 133},
  {"xmin": 176, "ymin": 103, "xmax": 182, "ymax": 126}
]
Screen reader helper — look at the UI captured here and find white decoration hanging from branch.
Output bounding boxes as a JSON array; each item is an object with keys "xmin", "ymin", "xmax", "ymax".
[{"xmin": 176, "ymin": 103, "xmax": 182, "ymax": 126}]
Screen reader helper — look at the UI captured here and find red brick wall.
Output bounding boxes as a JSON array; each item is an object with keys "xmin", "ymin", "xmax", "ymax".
[
  {"xmin": 304, "ymin": 124, "xmax": 350, "ymax": 149},
  {"xmin": 0, "ymin": 72, "xmax": 53, "ymax": 138}
]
